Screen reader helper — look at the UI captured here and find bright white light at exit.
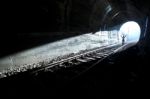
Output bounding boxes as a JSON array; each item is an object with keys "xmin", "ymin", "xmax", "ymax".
[{"xmin": 119, "ymin": 21, "xmax": 141, "ymax": 43}]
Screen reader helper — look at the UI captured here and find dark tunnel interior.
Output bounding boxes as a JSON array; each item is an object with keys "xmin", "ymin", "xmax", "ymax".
[
  {"xmin": 0, "ymin": 0, "xmax": 148, "ymax": 57},
  {"xmin": 0, "ymin": 0, "xmax": 150, "ymax": 97}
]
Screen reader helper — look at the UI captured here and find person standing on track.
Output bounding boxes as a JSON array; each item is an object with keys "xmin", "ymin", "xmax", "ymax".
[{"xmin": 121, "ymin": 34, "xmax": 126, "ymax": 45}]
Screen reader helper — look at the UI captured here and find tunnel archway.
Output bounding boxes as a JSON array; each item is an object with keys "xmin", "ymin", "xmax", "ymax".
[{"xmin": 119, "ymin": 21, "xmax": 141, "ymax": 43}]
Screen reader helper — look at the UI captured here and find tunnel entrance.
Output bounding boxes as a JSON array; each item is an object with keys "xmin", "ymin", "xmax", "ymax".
[{"xmin": 119, "ymin": 21, "xmax": 141, "ymax": 43}]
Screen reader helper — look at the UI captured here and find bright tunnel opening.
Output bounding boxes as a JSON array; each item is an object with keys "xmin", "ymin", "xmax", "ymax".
[{"xmin": 119, "ymin": 21, "xmax": 141, "ymax": 43}]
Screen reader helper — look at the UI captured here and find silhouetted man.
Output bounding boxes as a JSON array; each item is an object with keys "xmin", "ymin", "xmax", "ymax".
[{"xmin": 121, "ymin": 34, "xmax": 126, "ymax": 45}]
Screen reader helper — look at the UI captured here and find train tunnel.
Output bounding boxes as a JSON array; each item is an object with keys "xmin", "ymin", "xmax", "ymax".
[{"xmin": 0, "ymin": 0, "xmax": 150, "ymax": 97}]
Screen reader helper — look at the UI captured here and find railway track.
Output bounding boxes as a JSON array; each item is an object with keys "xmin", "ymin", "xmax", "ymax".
[
  {"xmin": 32, "ymin": 44, "xmax": 121, "ymax": 76},
  {"xmin": 0, "ymin": 43, "xmax": 121, "ymax": 78}
]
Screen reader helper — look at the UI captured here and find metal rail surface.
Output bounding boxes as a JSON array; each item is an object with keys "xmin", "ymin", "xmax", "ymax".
[
  {"xmin": 32, "ymin": 44, "xmax": 121, "ymax": 75},
  {"xmin": 0, "ymin": 44, "xmax": 121, "ymax": 78}
]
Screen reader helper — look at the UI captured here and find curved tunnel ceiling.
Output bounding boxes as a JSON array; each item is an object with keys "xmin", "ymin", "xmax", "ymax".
[
  {"xmin": 89, "ymin": 0, "xmax": 145, "ymax": 31},
  {"xmin": 2, "ymin": 0, "xmax": 149, "ymax": 33},
  {"xmin": 69, "ymin": 0, "xmax": 145, "ymax": 32}
]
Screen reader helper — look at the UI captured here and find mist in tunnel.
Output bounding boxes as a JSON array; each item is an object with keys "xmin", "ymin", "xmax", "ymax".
[{"xmin": 119, "ymin": 21, "xmax": 141, "ymax": 43}]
